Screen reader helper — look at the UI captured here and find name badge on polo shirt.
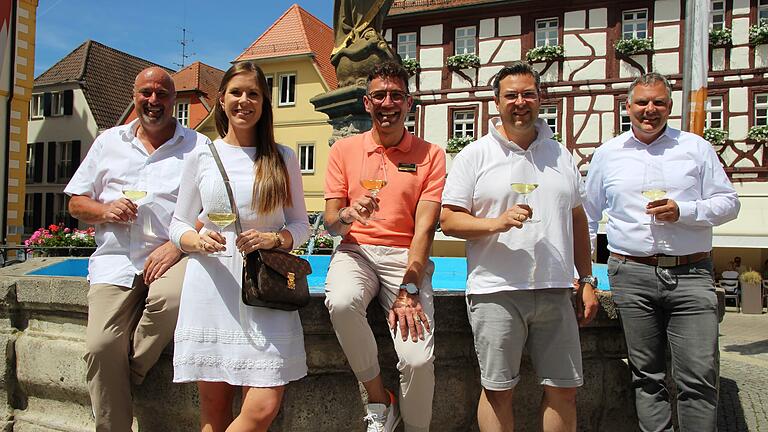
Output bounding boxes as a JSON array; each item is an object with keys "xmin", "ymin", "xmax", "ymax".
[{"xmin": 398, "ymin": 163, "xmax": 417, "ymax": 172}]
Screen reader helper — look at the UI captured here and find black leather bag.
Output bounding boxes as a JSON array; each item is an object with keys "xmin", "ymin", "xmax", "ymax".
[{"xmin": 208, "ymin": 142, "xmax": 312, "ymax": 311}]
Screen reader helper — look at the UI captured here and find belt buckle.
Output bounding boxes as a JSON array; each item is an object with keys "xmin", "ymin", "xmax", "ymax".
[{"xmin": 657, "ymin": 256, "xmax": 678, "ymax": 268}]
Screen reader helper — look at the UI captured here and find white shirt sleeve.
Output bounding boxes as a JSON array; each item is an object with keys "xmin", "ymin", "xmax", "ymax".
[
  {"xmin": 280, "ymin": 146, "xmax": 311, "ymax": 247},
  {"xmin": 441, "ymin": 149, "xmax": 476, "ymax": 212},
  {"xmin": 583, "ymin": 148, "xmax": 606, "ymax": 254},
  {"xmin": 169, "ymin": 147, "xmax": 203, "ymax": 249},
  {"xmin": 64, "ymin": 135, "xmax": 105, "ymax": 198}
]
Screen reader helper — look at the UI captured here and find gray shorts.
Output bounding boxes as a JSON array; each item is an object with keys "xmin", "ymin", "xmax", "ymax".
[{"xmin": 466, "ymin": 289, "xmax": 583, "ymax": 390}]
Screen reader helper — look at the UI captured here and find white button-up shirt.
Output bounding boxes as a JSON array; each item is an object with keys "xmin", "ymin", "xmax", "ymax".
[
  {"xmin": 583, "ymin": 126, "xmax": 740, "ymax": 257},
  {"xmin": 65, "ymin": 120, "xmax": 210, "ymax": 287}
]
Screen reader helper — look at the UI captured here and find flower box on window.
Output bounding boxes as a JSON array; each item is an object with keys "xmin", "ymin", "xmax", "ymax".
[
  {"xmin": 446, "ymin": 136, "xmax": 474, "ymax": 154},
  {"xmin": 552, "ymin": 132, "xmax": 563, "ymax": 144},
  {"xmin": 402, "ymin": 58, "xmax": 421, "ymax": 76},
  {"xmin": 703, "ymin": 128, "xmax": 728, "ymax": 145},
  {"xmin": 446, "ymin": 53, "xmax": 480, "ymax": 70},
  {"xmin": 24, "ymin": 224, "xmax": 96, "ymax": 257},
  {"xmin": 747, "ymin": 125, "xmax": 768, "ymax": 143},
  {"xmin": 709, "ymin": 28, "xmax": 732, "ymax": 48},
  {"xmin": 526, "ymin": 44, "xmax": 564, "ymax": 63},
  {"xmin": 614, "ymin": 37, "xmax": 654, "ymax": 56},
  {"xmin": 749, "ymin": 21, "xmax": 768, "ymax": 46}
]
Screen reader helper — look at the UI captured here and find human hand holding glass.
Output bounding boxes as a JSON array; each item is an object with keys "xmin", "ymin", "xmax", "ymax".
[
  {"xmin": 509, "ymin": 152, "xmax": 540, "ymax": 224},
  {"xmin": 642, "ymin": 162, "xmax": 667, "ymax": 226},
  {"xmin": 206, "ymin": 180, "xmax": 237, "ymax": 257},
  {"xmin": 359, "ymin": 150, "xmax": 388, "ymax": 221}
]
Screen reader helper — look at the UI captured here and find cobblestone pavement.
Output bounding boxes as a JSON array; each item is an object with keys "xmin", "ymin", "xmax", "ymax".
[{"xmin": 718, "ymin": 311, "xmax": 768, "ymax": 431}]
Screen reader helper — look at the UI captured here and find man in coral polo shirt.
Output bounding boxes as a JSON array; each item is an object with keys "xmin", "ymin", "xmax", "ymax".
[{"xmin": 324, "ymin": 61, "xmax": 446, "ymax": 432}]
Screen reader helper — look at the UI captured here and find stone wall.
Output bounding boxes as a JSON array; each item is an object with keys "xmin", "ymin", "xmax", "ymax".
[{"xmin": 0, "ymin": 258, "xmax": 636, "ymax": 431}]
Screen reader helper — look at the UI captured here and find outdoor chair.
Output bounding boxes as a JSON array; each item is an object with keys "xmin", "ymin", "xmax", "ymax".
[{"xmin": 720, "ymin": 270, "xmax": 740, "ymax": 311}]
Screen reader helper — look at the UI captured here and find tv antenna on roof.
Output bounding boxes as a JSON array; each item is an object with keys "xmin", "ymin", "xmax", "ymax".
[{"xmin": 174, "ymin": 27, "xmax": 196, "ymax": 69}]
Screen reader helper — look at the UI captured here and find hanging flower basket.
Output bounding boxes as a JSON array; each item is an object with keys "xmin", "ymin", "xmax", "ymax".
[
  {"xmin": 446, "ymin": 136, "xmax": 474, "ymax": 153},
  {"xmin": 614, "ymin": 37, "xmax": 654, "ymax": 56},
  {"xmin": 402, "ymin": 58, "xmax": 421, "ymax": 76},
  {"xmin": 709, "ymin": 28, "xmax": 732, "ymax": 48},
  {"xmin": 447, "ymin": 53, "xmax": 480, "ymax": 70},
  {"xmin": 526, "ymin": 45, "xmax": 564, "ymax": 63},
  {"xmin": 747, "ymin": 125, "xmax": 768, "ymax": 143},
  {"xmin": 703, "ymin": 128, "xmax": 727, "ymax": 145},
  {"xmin": 749, "ymin": 21, "xmax": 768, "ymax": 46}
]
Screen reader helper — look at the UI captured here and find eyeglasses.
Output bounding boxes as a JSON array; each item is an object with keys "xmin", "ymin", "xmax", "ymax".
[
  {"xmin": 504, "ymin": 91, "xmax": 539, "ymax": 101},
  {"xmin": 368, "ymin": 90, "xmax": 409, "ymax": 103}
]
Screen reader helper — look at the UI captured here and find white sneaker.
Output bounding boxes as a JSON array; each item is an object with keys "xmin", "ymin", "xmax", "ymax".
[{"xmin": 363, "ymin": 391, "xmax": 401, "ymax": 432}]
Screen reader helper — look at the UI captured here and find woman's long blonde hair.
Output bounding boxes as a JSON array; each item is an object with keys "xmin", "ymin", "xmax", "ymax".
[{"xmin": 214, "ymin": 61, "xmax": 291, "ymax": 214}]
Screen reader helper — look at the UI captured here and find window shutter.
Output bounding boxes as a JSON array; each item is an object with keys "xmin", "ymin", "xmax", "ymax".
[
  {"xmin": 32, "ymin": 194, "xmax": 42, "ymax": 230},
  {"xmin": 63, "ymin": 90, "xmax": 74, "ymax": 115},
  {"xmin": 43, "ymin": 93, "xmax": 52, "ymax": 117},
  {"xmin": 45, "ymin": 194, "xmax": 54, "ymax": 227},
  {"xmin": 71, "ymin": 140, "xmax": 81, "ymax": 173},
  {"xmin": 33, "ymin": 142, "xmax": 44, "ymax": 183},
  {"xmin": 47, "ymin": 142, "xmax": 56, "ymax": 183}
]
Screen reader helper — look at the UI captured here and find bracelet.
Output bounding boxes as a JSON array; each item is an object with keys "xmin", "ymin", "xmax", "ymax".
[
  {"xmin": 272, "ymin": 232, "xmax": 283, "ymax": 249},
  {"xmin": 338, "ymin": 207, "xmax": 353, "ymax": 225}
]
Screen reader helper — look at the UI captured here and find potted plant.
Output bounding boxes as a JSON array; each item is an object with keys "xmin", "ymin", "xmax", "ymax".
[
  {"xmin": 739, "ymin": 270, "xmax": 764, "ymax": 314},
  {"xmin": 703, "ymin": 127, "xmax": 728, "ymax": 146},
  {"xmin": 446, "ymin": 136, "xmax": 474, "ymax": 154},
  {"xmin": 749, "ymin": 20, "xmax": 768, "ymax": 46},
  {"xmin": 614, "ymin": 37, "xmax": 655, "ymax": 56},
  {"xmin": 24, "ymin": 224, "xmax": 96, "ymax": 257},
  {"xmin": 747, "ymin": 125, "xmax": 768, "ymax": 143},
  {"xmin": 709, "ymin": 27, "xmax": 733, "ymax": 48},
  {"xmin": 446, "ymin": 53, "xmax": 481, "ymax": 70},
  {"xmin": 526, "ymin": 44, "xmax": 565, "ymax": 63},
  {"xmin": 402, "ymin": 58, "xmax": 421, "ymax": 76}
]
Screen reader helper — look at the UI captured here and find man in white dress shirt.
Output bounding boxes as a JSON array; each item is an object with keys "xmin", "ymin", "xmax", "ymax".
[
  {"xmin": 584, "ymin": 72, "xmax": 740, "ymax": 431},
  {"xmin": 65, "ymin": 67, "xmax": 209, "ymax": 431}
]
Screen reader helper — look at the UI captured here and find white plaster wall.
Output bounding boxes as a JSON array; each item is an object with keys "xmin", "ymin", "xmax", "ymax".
[
  {"xmin": 653, "ymin": 26, "xmax": 680, "ymax": 50},
  {"xmin": 589, "ymin": 8, "xmax": 607, "ymax": 29},
  {"xmin": 495, "ymin": 39, "xmax": 521, "ymax": 62},
  {"xmin": 571, "ymin": 59, "xmax": 607, "ymax": 81},
  {"xmin": 480, "ymin": 18, "xmax": 495, "ymax": 39},
  {"xmin": 729, "ymin": 115, "xmax": 749, "ymax": 140},
  {"xmin": 452, "ymin": 70, "xmax": 477, "ymax": 89},
  {"xmin": 668, "ymin": 119, "xmax": 682, "ymax": 129},
  {"xmin": 533, "ymin": 63, "xmax": 559, "ymax": 83},
  {"xmin": 563, "ymin": 60, "xmax": 588, "ymax": 80},
  {"xmin": 564, "ymin": 11, "xmax": 586, "ymax": 31},
  {"xmin": 488, "ymin": 100, "xmax": 499, "ymax": 115},
  {"xmin": 479, "ymin": 65, "xmax": 504, "ymax": 87},
  {"xmin": 654, "ymin": 52, "xmax": 679, "ymax": 75},
  {"xmin": 384, "ymin": 29, "xmax": 392, "ymax": 42},
  {"xmin": 423, "ymin": 104, "xmax": 449, "ymax": 148},
  {"xmin": 619, "ymin": 56, "xmax": 647, "ymax": 79},
  {"xmin": 601, "ymin": 112, "xmax": 615, "ymax": 140},
  {"xmin": 654, "ymin": 0, "xmax": 680, "ymax": 23},
  {"xmin": 575, "ymin": 114, "xmax": 600, "ymax": 143},
  {"xmin": 594, "ymin": 95, "xmax": 614, "ymax": 111},
  {"xmin": 729, "ymin": 87, "xmax": 748, "ymax": 113},
  {"xmin": 581, "ymin": 33, "xmax": 607, "ymax": 56},
  {"xmin": 447, "ymin": 92, "xmax": 471, "ymax": 99},
  {"xmin": 730, "ymin": 46, "xmax": 750, "ymax": 69},
  {"xmin": 564, "ymin": 35, "xmax": 592, "ymax": 57},
  {"xmin": 480, "ymin": 40, "xmax": 501, "ymax": 64},
  {"xmin": 419, "ymin": 71, "xmax": 443, "ymax": 91},
  {"xmin": 671, "ymin": 91, "xmax": 682, "ymax": 116},
  {"xmin": 756, "ymin": 45, "xmax": 768, "ymax": 68},
  {"xmin": 28, "ymin": 88, "xmax": 99, "ymax": 149},
  {"xmin": 420, "ymin": 47, "xmax": 444, "ymax": 68},
  {"xmin": 421, "ymin": 25, "xmax": 443, "ymax": 45},
  {"xmin": 498, "ymin": 16, "xmax": 521, "ymax": 36},
  {"xmin": 476, "ymin": 90, "xmax": 494, "ymax": 98},
  {"xmin": 732, "ymin": 18, "xmax": 750, "ymax": 46},
  {"xmin": 712, "ymin": 49, "xmax": 726, "ymax": 71},
  {"xmin": 573, "ymin": 96, "xmax": 592, "ymax": 112},
  {"xmin": 732, "ymin": 0, "xmax": 750, "ymax": 15}
]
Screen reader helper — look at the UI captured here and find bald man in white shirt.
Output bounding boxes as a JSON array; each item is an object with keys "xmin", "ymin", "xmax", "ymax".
[{"xmin": 584, "ymin": 72, "xmax": 740, "ymax": 432}]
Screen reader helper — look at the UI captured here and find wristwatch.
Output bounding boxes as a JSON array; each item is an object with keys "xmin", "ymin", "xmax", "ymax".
[
  {"xmin": 399, "ymin": 282, "xmax": 419, "ymax": 295},
  {"xmin": 578, "ymin": 275, "xmax": 598, "ymax": 288}
]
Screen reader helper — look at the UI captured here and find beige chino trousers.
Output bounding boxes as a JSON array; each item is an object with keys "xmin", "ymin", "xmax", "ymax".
[
  {"xmin": 325, "ymin": 244, "xmax": 435, "ymax": 432},
  {"xmin": 85, "ymin": 257, "xmax": 187, "ymax": 432}
]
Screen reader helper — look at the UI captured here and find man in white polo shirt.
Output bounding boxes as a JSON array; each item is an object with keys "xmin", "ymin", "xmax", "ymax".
[
  {"xmin": 440, "ymin": 62, "xmax": 598, "ymax": 432},
  {"xmin": 65, "ymin": 67, "xmax": 209, "ymax": 431}
]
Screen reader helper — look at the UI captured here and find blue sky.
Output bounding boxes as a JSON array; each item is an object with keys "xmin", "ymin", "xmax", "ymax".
[{"xmin": 34, "ymin": 0, "xmax": 334, "ymax": 77}]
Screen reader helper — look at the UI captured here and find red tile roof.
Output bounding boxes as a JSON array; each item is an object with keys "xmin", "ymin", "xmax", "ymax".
[
  {"xmin": 172, "ymin": 61, "xmax": 225, "ymax": 109},
  {"xmin": 389, "ymin": 0, "xmax": 505, "ymax": 15},
  {"xmin": 34, "ymin": 40, "xmax": 170, "ymax": 129},
  {"xmin": 236, "ymin": 4, "xmax": 337, "ymax": 90}
]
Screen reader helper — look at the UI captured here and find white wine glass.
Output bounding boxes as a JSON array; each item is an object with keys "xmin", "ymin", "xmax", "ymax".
[
  {"xmin": 206, "ymin": 180, "xmax": 237, "ymax": 257},
  {"xmin": 359, "ymin": 150, "xmax": 388, "ymax": 221},
  {"xmin": 641, "ymin": 162, "xmax": 667, "ymax": 226},
  {"xmin": 509, "ymin": 151, "xmax": 540, "ymax": 224},
  {"xmin": 122, "ymin": 183, "xmax": 147, "ymax": 242}
]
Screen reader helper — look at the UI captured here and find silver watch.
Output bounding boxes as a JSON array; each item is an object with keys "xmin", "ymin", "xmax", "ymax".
[
  {"xmin": 399, "ymin": 282, "xmax": 419, "ymax": 295},
  {"xmin": 578, "ymin": 275, "xmax": 598, "ymax": 288}
]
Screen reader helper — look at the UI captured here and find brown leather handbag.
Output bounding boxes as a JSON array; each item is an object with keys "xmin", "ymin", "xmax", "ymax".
[{"xmin": 208, "ymin": 142, "xmax": 312, "ymax": 311}]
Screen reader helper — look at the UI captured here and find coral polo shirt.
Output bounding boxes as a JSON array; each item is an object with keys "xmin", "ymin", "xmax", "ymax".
[{"xmin": 325, "ymin": 130, "xmax": 446, "ymax": 248}]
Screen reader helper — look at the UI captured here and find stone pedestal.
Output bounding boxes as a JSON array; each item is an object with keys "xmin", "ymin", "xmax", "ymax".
[{"xmin": 310, "ymin": 86, "xmax": 371, "ymax": 146}]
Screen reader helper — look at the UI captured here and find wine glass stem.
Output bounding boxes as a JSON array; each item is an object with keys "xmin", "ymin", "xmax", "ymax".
[{"xmin": 370, "ymin": 191, "xmax": 378, "ymax": 218}]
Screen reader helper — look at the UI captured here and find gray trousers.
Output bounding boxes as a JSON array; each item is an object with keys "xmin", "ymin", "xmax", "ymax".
[{"xmin": 608, "ymin": 256, "xmax": 719, "ymax": 432}]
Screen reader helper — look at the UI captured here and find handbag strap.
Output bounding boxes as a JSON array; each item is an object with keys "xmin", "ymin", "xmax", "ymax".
[{"xmin": 207, "ymin": 142, "xmax": 244, "ymax": 235}]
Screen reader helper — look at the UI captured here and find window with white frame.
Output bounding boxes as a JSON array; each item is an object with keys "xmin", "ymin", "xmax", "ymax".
[
  {"xmin": 30, "ymin": 94, "xmax": 43, "ymax": 119},
  {"xmin": 622, "ymin": 9, "xmax": 648, "ymax": 39},
  {"xmin": 298, "ymin": 143, "xmax": 314, "ymax": 174},
  {"xmin": 452, "ymin": 110, "xmax": 475, "ymax": 138},
  {"xmin": 405, "ymin": 112, "xmax": 416, "ymax": 134},
  {"xmin": 176, "ymin": 102, "xmax": 190, "ymax": 127},
  {"xmin": 54, "ymin": 194, "xmax": 70, "ymax": 225},
  {"xmin": 760, "ymin": 0, "xmax": 768, "ymax": 22},
  {"xmin": 536, "ymin": 19, "xmax": 559, "ymax": 47},
  {"xmin": 454, "ymin": 26, "xmax": 476, "ymax": 55},
  {"xmin": 279, "ymin": 73, "xmax": 296, "ymax": 106},
  {"xmin": 57, "ymin": 141, "xmax": 74, "ymax": 182},
  {"xmin": 398, "ymin": 32, "xmax": 417, "ymax": 60},
  {"xmin": 706, "ymin": 96, "xmax": 724, "ymax": 129},
  {"xmin": 26, "ymin": 144, "xmax": 35, "ymax": 182},
  {"xmin": 619, "ymin": 102, "xmax": 632, "ymax": 133},
  {"xmin": 756, "ymin": 93, "xmax": 768, "ymax": 126},
  {"xmin": 711, "ymin": 0, "xmax": 726, "ymax": 30},
  {"xmin": 51, "ymin": 91, "xmax": 64, "ymax": 116},
  {"xmin": 539, "ymin": 106, "xmax": 558, "ymax": 132}
]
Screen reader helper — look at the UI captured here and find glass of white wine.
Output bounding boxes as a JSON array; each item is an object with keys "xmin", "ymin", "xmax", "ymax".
[
  {"xmin": 641, "ymin": 162, "xmax": 667, "ymax": 226},
  {"xmin": 206, "ymin": 180, "xmax": 237, "ymax": 257},
  {"xmin": 510, "ymin": 151, "xmax": 540, "ymax": 224},
  {"xmin": 121, "ymin": 184, "xmax": 147, "ymax": 244},
  {"xmin": 360, "ymin": 150, "xmax": 388, "ymax": 221}
]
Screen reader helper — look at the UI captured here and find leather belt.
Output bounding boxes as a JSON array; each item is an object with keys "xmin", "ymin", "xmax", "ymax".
[{"xmin": 610, "ymin": 251, "xmax": 710, "ymax": 268}]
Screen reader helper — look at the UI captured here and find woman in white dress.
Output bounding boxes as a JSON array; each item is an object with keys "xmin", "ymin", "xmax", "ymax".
[{"xmin": 169, "ymin": 61, "xmax": 310, "ymax": 432}]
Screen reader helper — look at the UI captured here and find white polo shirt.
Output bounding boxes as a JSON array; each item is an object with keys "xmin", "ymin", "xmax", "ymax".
[
  {"xmin": 64, "ymin": 120, "xmax": 210, "ymax": 287},
  {"xmin": 442, "ymin": 118, "xmax": 583, "ymax": 294}
]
